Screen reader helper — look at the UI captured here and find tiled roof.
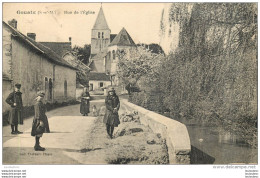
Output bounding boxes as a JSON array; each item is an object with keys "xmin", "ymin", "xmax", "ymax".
[
  {"xmin": 3, "ymin": 21, "xmax": 77, "ymax": 70},
  {"xmin": 89, "ymin": 72, "xmax": 110, "ymax": 81},
  {"xmin": 93, "ymin": 7, "xmax": 110, "ymax": 30},
  {"xmin": 39, "ymin": 42, "xmax": 71, "ymax": 57},
  {"xmin": 110, "ymin": 34, "xmax": 117, "ymax": 42},
  {"xmin": 109, "ymin": 27, "xmax": 136, "ymax": 47}
]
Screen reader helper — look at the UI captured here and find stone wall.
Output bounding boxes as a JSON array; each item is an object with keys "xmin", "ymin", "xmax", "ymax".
[
  {"xmin": 54, "ymin": 65, "xmax": 76, "ymax": 102},
  {"xmin": 3, "ymin": 26, "xmax": 76, "ymax": 107},
  {"xmin": 121, "ymin": 99, "xmax": 191, "ymax": 164},
  {"xmin": 2, "ymin": 80, "xmax": 13, "ymax": 113},
  {"xmin": 3, "ymin": 27, "xmax": 12, "ymax": 79},
  {"xmin": 91, "ymin": 29, "xmax": 111, "ymax": 55}
]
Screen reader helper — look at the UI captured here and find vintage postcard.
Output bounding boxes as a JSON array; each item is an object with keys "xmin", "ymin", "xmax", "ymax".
[{"xmin": 1, "ymin": 2, "xmax": 258, "ymax": 177}]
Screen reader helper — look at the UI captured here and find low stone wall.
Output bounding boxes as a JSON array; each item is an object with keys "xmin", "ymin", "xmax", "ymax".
[{"xmin": 121, "ymin": 99, "xmax": 191, "ymax": 164}]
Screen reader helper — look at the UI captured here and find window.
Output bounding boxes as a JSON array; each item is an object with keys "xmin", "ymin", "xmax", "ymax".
[
  {"xmin": 99, "ymin": 82, "xmax": 103, "ymax": 88},
  {"xmin": 112, "ymin": 50, "xmax": 115, "ymax": 60},
  {"xmin": 98, "ymin": 32, "xmax": 100, "ymax": 38},
  {"xmin": 108, "ymin": 51, "xmax": 111, "ymax": 60},
  {"xmin": 49, "ymin": 78, "xmax": 52, "ymax": 100},
  {"xmin": 64, "ymin": 80, "xmax": 67, "ymax": 98},
  {"xmin": 102, "ymin": 32, "xmax": 104, "ymax": 38},
  {"xmin": 89, "ymin": 83, "xmax": 93, "ymax": 91},
  {"xmin": 44, "ymin": 77, "xmax": 48, "ymax": 93}
]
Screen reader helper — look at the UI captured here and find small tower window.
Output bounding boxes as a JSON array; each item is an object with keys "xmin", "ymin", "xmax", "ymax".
[
  {"xmin": 102, "ymin": 32, "xmax": 104, "ymax": 39},
  {"xmin": 108, "ymin": 51, "xmax": 111, "ymax": 60},
  {"xmin": 112, "ymin": 50, "xmax": 116, "ymax": 60},
  {"xmin": 98, "ymin": 32, "xmax": 100, "ymax": 38}
]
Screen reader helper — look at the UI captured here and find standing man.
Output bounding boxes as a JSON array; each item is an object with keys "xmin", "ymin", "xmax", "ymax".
[
  {"xmin": 80, "ymin": 87, "xmax": 91, "ymax": 116},
  {"xmin": 5, "ymin": 83, "xmax": 23, "ymax": 134},
  {"xmin": 103, "ymin": 87, "xmax": 120, "ymax": 139}
]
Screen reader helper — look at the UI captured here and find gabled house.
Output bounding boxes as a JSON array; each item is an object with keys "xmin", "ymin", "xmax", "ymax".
[{"xmin": 3, "ymin": 19, "xmax": 77, "ymax": 110}]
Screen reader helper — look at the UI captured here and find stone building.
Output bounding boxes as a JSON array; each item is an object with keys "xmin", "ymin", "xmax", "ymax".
[
  {"xmin": 2, "ymin": 73, "xmax": 13, "ymax": 113},
  {"xmin": 88, "ymin": 72, "xmax": 111, "ymax": 91},
  {"xmin": 2, "ymin": 19, "xmax": 77, "ymax": 111},
  {"xmin": 89, "ymin": 7, "xmax": 136, "ymax": 91},
  {"xmin": 105, "ymin": 27, "xmax": 136, "ymax": 85}
]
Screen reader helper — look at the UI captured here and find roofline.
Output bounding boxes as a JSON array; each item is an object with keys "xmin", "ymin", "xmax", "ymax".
[
  {"xmin": 3, "ymin": 21, "xmax": 77, "ymax": 71},
  {"xmin": 89, "ymin": 79, "xmax": 110, "ymax": 81},
  {"xmin": 108, "ymin": 44, "xmax": 137, "ymax": 47}
]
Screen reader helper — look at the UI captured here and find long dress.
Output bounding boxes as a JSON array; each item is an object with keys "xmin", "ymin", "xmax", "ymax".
[
  {"xmin": 103, "ymin": 94, "xmax": 120, "ymax": 127},
  {"xmin": 31, "ymin": 100, "xmax": 47, "ymax": 137},
  {"xmin": 80, "ymin": 92, "xmax": 90, "ymax": 115}
]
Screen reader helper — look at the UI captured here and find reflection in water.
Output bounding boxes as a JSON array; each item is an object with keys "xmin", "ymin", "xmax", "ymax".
[
  {"xmin": 182, "ymin": 122, "xmax": 257, "ymax": 164},
  {"xmin": 191, "ymin": 145, "xmax": 215, "ymax": 164}
]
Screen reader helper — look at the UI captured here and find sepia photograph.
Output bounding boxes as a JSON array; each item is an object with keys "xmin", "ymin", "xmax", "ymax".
[{"xmin": 1, "ymin": 1, "xmax": 258, "ymax": 175}]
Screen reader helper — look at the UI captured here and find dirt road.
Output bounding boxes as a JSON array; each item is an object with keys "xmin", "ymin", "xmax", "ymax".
[{"xmin": 3, "ymin": 101, "xmax": 168, "ymax": 164}]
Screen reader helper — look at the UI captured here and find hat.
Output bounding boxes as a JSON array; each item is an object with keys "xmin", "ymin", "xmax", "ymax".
[
  {"xmin": 15, "ymin": 83, "xmax": 21, "ymax": 89},
  {"xmin": 37, "ymin": 91, "xmax": 45, "ymax": 97},
  {"xmin": 108, "ymin": 87, "xmax": 115, "ymax": 92}
]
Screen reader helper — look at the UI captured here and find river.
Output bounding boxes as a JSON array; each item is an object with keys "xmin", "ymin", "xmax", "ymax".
[{"xmin": 184, "ymin": 124, "xmax": 258, "ymax": 164}]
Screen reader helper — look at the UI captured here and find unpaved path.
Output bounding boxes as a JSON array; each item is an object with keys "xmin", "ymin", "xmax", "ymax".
[{"xmin": 3, "ymin": 101, "xmax": 169, "ymax": 164}]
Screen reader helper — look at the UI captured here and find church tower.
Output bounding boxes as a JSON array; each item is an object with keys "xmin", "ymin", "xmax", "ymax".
[{"xmin": 91, "ymin": 6, "xmax": 111, "ymax": 55}]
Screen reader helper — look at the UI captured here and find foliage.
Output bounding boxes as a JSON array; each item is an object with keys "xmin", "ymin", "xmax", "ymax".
[
  {"xmin": 117, "ymin": 46, "xmax": 164, "ymax": 94},
  {"xmin": 132, "ymin": 3, "xmax": 257, "ymax": 148},
  {"xmin": 72, "ymin": 44, "xmax": 91, "ymax": 65},
  {"xmin": 158, "ymin": 3, "xmax": 257, "ymax": 147},
  {"xmin": 71, "ymin": 44, "xmax": 92, "ymax": 86},
  {"xmin": 137, "ymin": 43, "xmax": 165, "ymax": 54}
]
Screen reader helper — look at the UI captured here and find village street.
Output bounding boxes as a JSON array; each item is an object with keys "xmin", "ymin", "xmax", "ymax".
[
  {"xmin": 3, "ymin": 100, "xmax": 108, "ymax": 164},
  {"xmin": 3, "ymin": 99, "xmax": 169, "ymax": 165}
]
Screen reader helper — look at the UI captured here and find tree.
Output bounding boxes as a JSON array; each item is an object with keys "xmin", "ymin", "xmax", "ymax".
[
  {"xmin": 117, "ymin": 46, "xmax": 164, "ymax": 95},
  {"xmin": 158, "ymin": 3, "xmax": 257, "ymax": 147},
  {"xmin": 137, "ymin": 43, "xmax": 165, "ymax": 54},
  {"xmin": 72, "ymin": 44, "xmax": 91, "ymax": 64}
]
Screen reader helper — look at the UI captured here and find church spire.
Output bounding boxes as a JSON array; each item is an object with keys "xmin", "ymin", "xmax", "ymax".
[{"xmin": 92, "ymin": 6, "xmax": 110, "ymax": 30}]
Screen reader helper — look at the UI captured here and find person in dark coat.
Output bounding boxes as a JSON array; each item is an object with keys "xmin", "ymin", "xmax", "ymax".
[
  {"xmin": 5, "ymin": 83, "xmax": 23, "ymax": 134},
  {"xmin": 80, "ymin": 87, "xmax": 90, "ymax": 116},
  {"xmin": 31, "ymin": 91, "xmax": 46, "ymax": 151},
  {"xmin": 103, "ymin": 87, "xmax": 120, "ymax": 139}
]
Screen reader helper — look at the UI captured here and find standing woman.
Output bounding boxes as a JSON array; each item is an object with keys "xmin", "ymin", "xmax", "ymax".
[
  {"xmin": 103, "ymin": 87, "xmax": 120, "ymax": 139},
  {"xmin": 31, "ymin": 91, "xmax": 46, "ymax": 151},
  {"xmin": 80, "ymin": 87, "xmax": 91, "ymax": 116}
]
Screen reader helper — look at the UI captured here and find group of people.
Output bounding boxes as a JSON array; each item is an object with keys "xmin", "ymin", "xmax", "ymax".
[
  {"xmin": 5, "ymin": 84, "xmax": 50, "ymax": 151},
  {"xmin": 80, "ymin": 86, "xmax": 121, "ymax": 139},
  {"xmin": 5, "ymin": 84, "xmax": 121, "ymax": 152}
]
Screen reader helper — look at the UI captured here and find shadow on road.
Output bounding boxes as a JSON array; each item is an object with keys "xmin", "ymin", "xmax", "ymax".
[{"xmin": 190, "ymin": 145, "xmax": 215, "ymax": 164}]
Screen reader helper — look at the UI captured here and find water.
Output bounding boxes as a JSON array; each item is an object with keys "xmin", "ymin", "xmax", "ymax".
[{"xmin": 186, "ymin": 124, "xmax": 257, "ymax": 164}]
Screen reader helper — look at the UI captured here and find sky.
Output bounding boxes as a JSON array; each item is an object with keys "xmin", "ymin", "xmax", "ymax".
[{"xmin": 3, "ymin": 3, "xmax": 165, "ymax": 47}]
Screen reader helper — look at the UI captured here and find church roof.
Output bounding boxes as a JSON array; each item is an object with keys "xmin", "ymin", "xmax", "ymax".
[
  {"xmin": 109, "ymin": 28, "xmax": 136, "ymax": 47},
  {"xmin": 93, "ymin": 7, "xmax": 110, "ymax": 30}
]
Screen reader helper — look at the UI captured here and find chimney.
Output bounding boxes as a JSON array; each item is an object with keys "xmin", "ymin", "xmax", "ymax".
[
  {"xmin": 8, "ymin": 19, "xmax": 17, "ymax": 29},
  {"xmin": 27, "ymin": 33, "xmax": 36, "ymax": 40},
  {"xmin": 69, "ymin": 37, "xmax": 72, "ymax": 42}
]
